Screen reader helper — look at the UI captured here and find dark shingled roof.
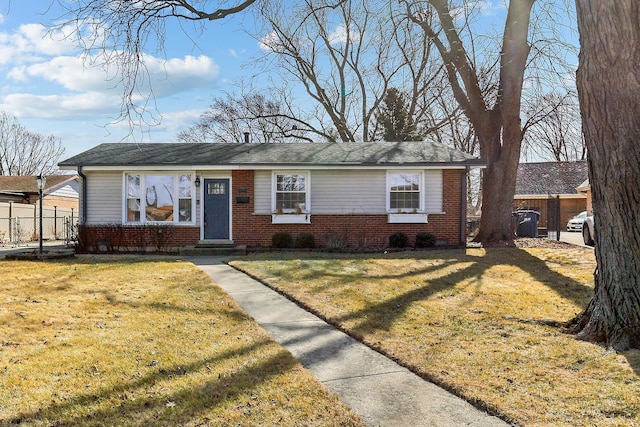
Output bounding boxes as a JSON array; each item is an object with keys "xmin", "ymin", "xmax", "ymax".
[
  {"xmin": 59, "ymin": 141, "xmax": 485, "ymax": 168},
  {"xmin": 515, "ymin": 161, "xmax": 588, "ymax": 195}
]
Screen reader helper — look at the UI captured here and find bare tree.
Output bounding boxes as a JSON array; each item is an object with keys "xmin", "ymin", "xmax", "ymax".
[
  {"xmin": 252, "ymin": 0, "xmax": 451, "ymax": 142},
  {"xmin": 0, "ymin": 112, "xmax": 65, "ymax": 176},
  {"xmin": 178, "ymin": 90, "xmax": 314, "ymax": 143},
  {"xmin": 404, "ymin": 0, "xmax": 576, "ymax": 244},
  {"xmin": 54, "ymin": 0, "xmax": 260, "ymax": 130},
  {"xmin": 522, "ymin": 91, "xmax": 585, "ymax": 161},
  {"xmin": 566, "ymin": 0, "xmax": 640, "ymax": 351}
]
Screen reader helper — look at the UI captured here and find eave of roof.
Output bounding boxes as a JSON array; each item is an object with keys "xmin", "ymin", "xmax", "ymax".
[{"xmin": 0, "ymin": 175, "xmax": 77, "ymax": 193}]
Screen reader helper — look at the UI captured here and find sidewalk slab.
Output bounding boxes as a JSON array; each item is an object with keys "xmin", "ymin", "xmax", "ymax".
[{"xmin": 190, "ymin": 257, "xmax": 510, "ymax": 427}]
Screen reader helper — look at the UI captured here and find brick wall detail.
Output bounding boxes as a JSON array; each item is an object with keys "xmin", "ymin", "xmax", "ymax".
[
  {"xmin": 231, "ymin": 169, "xmax": 464, "ymax": 247},
  {"xmin": 79, "ymin": 225, "xmax": 200, "ymax": 252}
]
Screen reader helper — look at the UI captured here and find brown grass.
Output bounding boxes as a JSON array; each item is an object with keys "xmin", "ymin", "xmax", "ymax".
[
  {"xmin": 0, "ymin": 256, "xmax": 363, "ymax": 426},
  {"xmin": 230, "ymin": 247, "xmax": 640, "ymax": 427}
]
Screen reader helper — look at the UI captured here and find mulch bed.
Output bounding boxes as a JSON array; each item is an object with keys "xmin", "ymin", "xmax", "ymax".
[{"xmin": 514, "ymin": 237, "xmax": 575, "ymax": 249}]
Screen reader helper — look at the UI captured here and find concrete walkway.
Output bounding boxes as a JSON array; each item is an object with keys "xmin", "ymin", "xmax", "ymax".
[
  {"xmin": 0, "ymin": 240, "xmax": 69, "ymax": 259},
  {"xmin": 190, "ymin": 257, "xmax": 510, "ymax": 427}
]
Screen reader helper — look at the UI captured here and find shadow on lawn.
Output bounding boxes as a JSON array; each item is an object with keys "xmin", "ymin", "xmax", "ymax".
[
  {"xmin": 256, "ymin": 248, "xmax": 593, "ymax": 337},
  {"xmin": 623, "ymin": 349, "xmax": 640, "ymax": 377},
  {"xmin": 5, "ymin": 340, "xmax": 299, "ymax": 426}
]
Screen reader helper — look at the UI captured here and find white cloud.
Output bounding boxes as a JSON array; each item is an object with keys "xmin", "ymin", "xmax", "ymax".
[
  {"xmin": 0, "ymin": 23, "xmax": 77, "ymax": 65},
  {"xmin": 140, "ymin": 54, "xmax": 219, "ymax": 97},
  {"xmin": 328, "ymin": 25, "xmax": 360, "ymax": 45},
  {"xmin": 11, "ymin": 53, "xmax": 218, "ymax": 95},
  {"xmin": 259, "ymin": 31, "xmax": 281, "ymax": 52},
  {"xmin": 229, "ymin": 49, "xmax": 238, "ymax": 58},
  {"xmin": 0, "ymin": 92, "xmax": 121, "ymax": 119},
  {"xmin": 0, "ymin": 14, "xmax": 4, "ymax": 25},
  {"xmin": 450, "ymin": 1, "xmax": 505, "ymax": 21}
]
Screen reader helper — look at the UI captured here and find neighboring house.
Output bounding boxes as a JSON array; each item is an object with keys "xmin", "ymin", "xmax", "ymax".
[
  {"xmin": 577, "ymin": 179, "xmax": 592, "ymax": 215},
  {"xmin": 58, "ymin": 141, "xmax": 485, "ymax": 251},
  {"xmin": 513, "ymin": 161, "xmax": 588, "ymax": 232},
  {"xmin": 0, "ymin": 175, "xmax": 79, "ymax": 209},
  {"xmin": 0, "ymin": 175, "xmax": 80, "ymax": 243}
]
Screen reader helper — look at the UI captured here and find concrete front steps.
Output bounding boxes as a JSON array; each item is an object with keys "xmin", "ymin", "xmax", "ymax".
[{"xmin": 179, "ymin": 240, "xmax": 247, "ymax": 256}]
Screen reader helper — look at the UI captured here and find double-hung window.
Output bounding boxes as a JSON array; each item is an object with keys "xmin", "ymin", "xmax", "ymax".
[
  {"xmin": 273, "ymin": 172, "xmax": 309, "ymax": 213},
  {"xmin": 125, "ymin": 173, "xmax": 195, "ymax": 224},
  {"xmin": 387, "ymin": 172, "xmax": 423, "ymax": 212}
]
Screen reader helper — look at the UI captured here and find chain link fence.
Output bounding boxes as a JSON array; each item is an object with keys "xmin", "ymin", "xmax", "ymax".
[{"xmin": 0, "ymin": 202, "xmax": 77, "ymax": 246}]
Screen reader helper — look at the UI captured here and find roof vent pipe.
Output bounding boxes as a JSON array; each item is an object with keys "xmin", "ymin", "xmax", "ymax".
[{"xmin": 243, "ymin": 132, "xmax": 250, "ymax": 143}]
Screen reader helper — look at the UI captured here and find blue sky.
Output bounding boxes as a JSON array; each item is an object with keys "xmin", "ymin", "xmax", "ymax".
[
  {"xmin": 0, "ymin": 1, "xmax": 577, "ymax": 161},
  {"xmin": 0, "ymin": 1, "xmax": 259, "ymax": 158}
]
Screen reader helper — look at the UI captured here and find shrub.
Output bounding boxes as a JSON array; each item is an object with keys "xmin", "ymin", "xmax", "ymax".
[
  {"xmin": 272, "ymin": 232, "xmax": 293, "ymax": 248},
  {"xmin": 294, "ymin": 232, "xmax": 316, "ymax": 249},
  {"xmin": 388, "ymin": 231, "xmax": 410, "ymax": 248},
  {"xmin": 415, "ymin": 231, "xmax": 437, "ymax": 248},
  {"xmin": 324, "ymin": 231, "xmax": 348, "ymax": 250}
]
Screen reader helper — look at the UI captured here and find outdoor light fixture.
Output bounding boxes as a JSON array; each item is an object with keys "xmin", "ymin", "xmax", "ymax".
[
  {"xmin": 35, "ymin": 175, "xmax": 46, "ymax": 254},
  {"xmin": 194, "ymin": 176, "xmax": 201, "ymax": 187}
]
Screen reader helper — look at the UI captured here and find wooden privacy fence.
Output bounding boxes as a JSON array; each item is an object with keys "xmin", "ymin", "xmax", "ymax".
[{"xmin": 0, "ymin": 201, "xmax": 76, "ymax": 245}]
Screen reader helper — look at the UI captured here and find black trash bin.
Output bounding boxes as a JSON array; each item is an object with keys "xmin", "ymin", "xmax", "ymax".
[{"xmin": 515, "ymin": 210, "xmax": 540, "ymax": 238}]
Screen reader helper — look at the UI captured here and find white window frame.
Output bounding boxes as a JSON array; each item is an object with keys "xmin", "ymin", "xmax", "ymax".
[
  {"xmin": 386, "ymin": 170, "xmax": 428, "ymax": 223},
  {"xmin": 386, "ymin": 170, "xmax": 425, "ymax": 213},
  {"xmin": 271, "ymin": 171, "xmax": 311, "ymax": 213},
  {"xmin": 123, "ymin": 173, "xmax": 196, "ymax": 225}
]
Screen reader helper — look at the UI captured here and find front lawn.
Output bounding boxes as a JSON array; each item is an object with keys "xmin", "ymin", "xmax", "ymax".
[
  {"xmin": 0, "ymin": 257, "xmax": 363, "ymax": 426},
  {"xmin": 230, "ymin": 247, "xmax": 640, "ymax": 427}
]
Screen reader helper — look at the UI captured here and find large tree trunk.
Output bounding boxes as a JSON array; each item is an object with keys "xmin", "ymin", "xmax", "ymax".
[
  {"xmin": 568, "ymin": 0, "xmax": 640, "ymax": 351},
  {"xmin": 409, "ymin": 0, "xmax": 534, "ymax": 245},
  {"xmin": 473, "ymin": 0, "xmax": 533, "ymax": 244}
]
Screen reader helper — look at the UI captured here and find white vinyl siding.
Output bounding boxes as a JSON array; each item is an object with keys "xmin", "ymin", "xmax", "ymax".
[
  {"xmin": 255, "ymin": 169, "xmax": 439, "ymax": 214},
  {"xmin": 424, "ymin": 170, "xmax": 443, "ymax": 213},
  {"xmin": 85, "ymin": 172, "xmax": 122, "ymax": 224},
  {"xmin": 49, "ymin": 182, "xmax": 79, "ymax": 199},
  {"xmin": 311, "ymin": 170, "xmax": 386, "ymax": 214},
  {"xmin": 254, "ymin": 171, "xmax": 272, "ymax": 213},
  {"xmin": 85, "ymin": 169, "xmax": 445, "ymax": 221}
]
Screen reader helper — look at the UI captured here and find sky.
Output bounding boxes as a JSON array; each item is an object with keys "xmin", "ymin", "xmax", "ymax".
[
  {"xmin": 0, "ymin": 1, "xmax": 577, "ymax": 162},
  {"xmin": 0, "ymin": 1, "xmax": 260, "ymax": 159}
]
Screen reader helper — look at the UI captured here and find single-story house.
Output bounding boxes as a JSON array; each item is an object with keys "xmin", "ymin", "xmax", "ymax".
[
  {"xmin": 58, "ymin": 141, "xmax": 485, "ymax": 252},
  {"xmin": 0, "ymin": 175, "xmax": 79, "ymax": 210},
  {"xmin": 513, "ymin": 161, "xmax": 588, "ymax": 232}
]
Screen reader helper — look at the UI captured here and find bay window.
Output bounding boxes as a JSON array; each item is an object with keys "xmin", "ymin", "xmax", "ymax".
[{"xmin": 125, "ymin": 173, "xmax": 194, "ymax": 224}]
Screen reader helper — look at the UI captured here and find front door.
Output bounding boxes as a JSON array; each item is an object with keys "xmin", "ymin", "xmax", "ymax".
[{"xmin": 203, "ymin": 178, "xmax": 230, "ymax": 240}]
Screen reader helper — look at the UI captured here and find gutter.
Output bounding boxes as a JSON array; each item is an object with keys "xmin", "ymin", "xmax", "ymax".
[
  {"xmin": 461, "ymin": 165, "xmax": 469, "ymax": 247},
  {"xmin": 77, "ymin": 166, "xmax": 87, "ymax": 225}
]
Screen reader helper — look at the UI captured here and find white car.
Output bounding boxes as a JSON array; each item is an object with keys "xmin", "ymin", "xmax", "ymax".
[
  {"xmin": 567, "ymin": 211, "xmax": 587, "ymax": 232},
  {"xmin": 583, "ymin": 214, "xmax": 595, "ymax": 246}
]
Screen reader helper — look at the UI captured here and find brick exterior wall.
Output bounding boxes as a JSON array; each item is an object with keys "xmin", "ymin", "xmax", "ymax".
[
  {"xmin": 79, "ymin": 224, "xmax": 200, "ymax": 253},
  {"xmin": 231, "ymin": 169, "xmax": 464, "ymax": 248}
]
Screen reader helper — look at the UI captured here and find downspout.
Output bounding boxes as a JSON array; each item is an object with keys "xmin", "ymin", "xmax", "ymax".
[
  {"xmin": 460, "ymin": 165, "xmax": 469, "ymax": 247},
  {"xmin": 77, "ymin": 166, "xmax": 87, "ymax": 225}
]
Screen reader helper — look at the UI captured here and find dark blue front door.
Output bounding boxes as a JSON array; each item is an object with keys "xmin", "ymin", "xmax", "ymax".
[{"xmin": 204, "ymin": 178, "xmax": 230, "ymax": 239}]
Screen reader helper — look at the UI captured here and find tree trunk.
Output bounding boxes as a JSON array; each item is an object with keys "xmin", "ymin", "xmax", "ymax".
[
  {"xmin": 475, "ymin": 147, "xmax": 521, "ymax": 243},
  {"xmin": 568, "ymin": 0, "xmax": 640, "ymax": 351},
  {"xmin": 473, "ymin": 0, "xmax": 533, "ymax": 244}
]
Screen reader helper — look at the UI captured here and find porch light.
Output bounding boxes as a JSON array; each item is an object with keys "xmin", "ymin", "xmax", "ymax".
[{"xmin": 194, "ymin": 176, "xmax": 201, "ymax": 187}]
